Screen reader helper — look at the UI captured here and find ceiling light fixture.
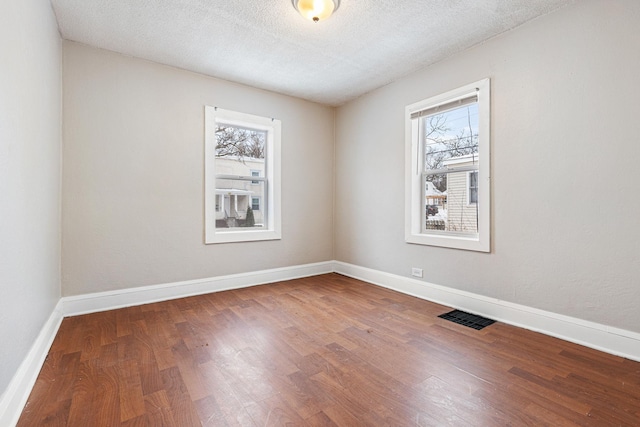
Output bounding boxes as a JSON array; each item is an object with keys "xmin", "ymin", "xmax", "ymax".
[{"xmin": 292, "ymin": 0, "xmax": 340, "ymax": 23}]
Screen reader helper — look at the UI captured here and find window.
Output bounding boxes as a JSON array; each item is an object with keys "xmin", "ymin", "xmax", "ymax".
[
  {"xmin": 251, "ymin": 170, "xmax": 260, "ymax": 185},
  {"xmin": 468, "ymin": 171, "xmax": 478, "ymax": 205},
  {"xmin": 251, "ymin": 196, "xmax": 260, "ymax": 211},
  {"xmin": 405, "ymin": 79, "xmax": 490, "ymax": 252},
  {"xmin": 205, "ymin": 107, "xmax": 281, "ymax": 244}
]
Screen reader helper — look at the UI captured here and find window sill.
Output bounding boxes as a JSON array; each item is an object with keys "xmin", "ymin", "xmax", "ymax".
[
  {"xmin": 405, "ymin": 232, "xmax": 489, "ymax": 252},
  {"xmin": 206, "ymin": 229, "xmax": 281, "ymax": 244}
]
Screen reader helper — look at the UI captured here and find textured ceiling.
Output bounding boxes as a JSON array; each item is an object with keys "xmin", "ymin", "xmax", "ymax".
[{"xmin": 51, "ymin": 0, "xmax": 573, "ymax": 106}]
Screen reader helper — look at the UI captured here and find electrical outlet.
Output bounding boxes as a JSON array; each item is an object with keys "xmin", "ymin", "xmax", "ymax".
[{"xmin": 411, "ymin": 268, "xmax": 423, "ymax": 278}]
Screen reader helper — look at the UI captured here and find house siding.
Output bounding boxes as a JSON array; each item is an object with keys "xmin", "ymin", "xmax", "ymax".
[{"xmin": 446, "ymin": 171, "xmax": 478, "ymax": 233}]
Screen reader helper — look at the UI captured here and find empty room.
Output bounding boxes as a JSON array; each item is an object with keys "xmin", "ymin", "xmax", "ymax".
[{"xmin": 2, "ymin": 0, "xmax": 640, "ymax": 425}]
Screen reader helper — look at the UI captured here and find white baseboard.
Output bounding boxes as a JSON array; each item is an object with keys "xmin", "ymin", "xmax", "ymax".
[
  {"xmin": 3, "ymin": 259, "xmax": 639, "ymax": 426},
  {"xmin": 0, "ymin": 300, "xmax": 64, "ymax": 427},
  {"xmin": 0, "ymin": 261, "xmax": 333, "ymax": 426},
  {"xmin": 62, "ymin": 261, "xmax": 334, "ymax": 316},
  {"xmin": 333, "ymin": 261, "xmax": 640, "ymax": 362}
]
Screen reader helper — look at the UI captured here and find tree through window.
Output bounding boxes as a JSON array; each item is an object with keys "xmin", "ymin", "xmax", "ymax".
[
  {"xmin": 424, "ymin": 102, "xmax": 479, "ymax": 234},
  {"xmin": 405, "ymin": 79, "xmax": 490, "ymax": 252},
  {"xmin": 205, "ymin": 107, "xmax": 281, "ymax": 244}
]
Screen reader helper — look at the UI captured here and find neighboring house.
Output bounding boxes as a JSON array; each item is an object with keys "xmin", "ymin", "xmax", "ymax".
[
  {"xmin": 215, "ymin": 156, "xmax": 265, "ymax": 227},
  {"xmin": 443, "ymin": 154, "xmax": 479, "ymax": 233},
  {"xmin": 425, "ymin": 181, "xmax": 446, "ymax": 207}
]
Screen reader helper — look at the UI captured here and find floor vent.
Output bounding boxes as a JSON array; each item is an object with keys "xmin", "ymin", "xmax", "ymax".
[{"xmin": 438, "ymin": 310, "xmax": 495, "ymax": 330}]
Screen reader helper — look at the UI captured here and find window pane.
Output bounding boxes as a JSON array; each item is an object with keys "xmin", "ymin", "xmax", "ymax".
[
  {"xmin": 251, "ymin": 169, "xmax": 260, "ymax": 184},
  {"xmin": 469, "ymin": 171, "xmax": 478, "ymax": 204},
  {"xmin": 469, "ymin": 188, "xmax": 478, "ymax": 204},
  {"xmin": 215, "ymin": 126, "xmax": 265, "ymax": 160},
  {"xmin": 251, "ymin": 197, "xmax": 260, "ymax": 211},
  {"xmin": 423, "ymin": 103, "xmax": 479, "ymax": 234},
  {"xmin": 215, "ymin": 179, "xmax": 266, "ymax": 230},
  {"xmin": 424, "ymin": 103, "xmax": 478, "ymax": 172},
  {"xmin": 215, "ymin": 127, "xmax": 266, "ymax": 173},
  {"xmin": 425, "ymin": 172, "xmax": 478, "ymax": 235},
  {"xmin": 213, "ymin": 125, "xmax": 266, "ymax": 230}
]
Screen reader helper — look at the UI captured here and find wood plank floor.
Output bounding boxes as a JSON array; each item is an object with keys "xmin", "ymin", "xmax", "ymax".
[{"xmin": 18, "ymin": 273, "xmax": 640, "ymax": 426}]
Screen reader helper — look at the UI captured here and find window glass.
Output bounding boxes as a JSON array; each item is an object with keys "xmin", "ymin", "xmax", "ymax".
[
  {"xmin": 251, "ymin": 197, "xmax": 260, "ymax": 211},
  {"xmin": 423, "ymin": 103, "xmax": 479, "ymax": 235},
  {"xmin": 469, "ymin": 171, "xmax": 478, "ymax": 205},
  {"xmin": 251, "ymin": 170, "xmax": 260, "ymax": 185},
  {"xmin": 205, "ymin": 107, "xmax": 281, "ymax": 244},
  {"xmin": 405, "ymin": 79, "xmax": 490, "ymax": 252},
  {"xmin": 214, "ymin": 125, "xmax": 266, "ymax": 230}
]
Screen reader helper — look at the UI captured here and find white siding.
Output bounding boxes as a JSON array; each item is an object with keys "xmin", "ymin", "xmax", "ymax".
[{"xmin": 445, "ymin": 171, "xmax": 478, "ymax": 233}]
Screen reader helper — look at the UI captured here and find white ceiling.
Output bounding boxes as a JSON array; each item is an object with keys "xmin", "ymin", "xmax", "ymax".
[{"xmin": 51, "ymin": 0, "xmax": 573, "ymax": 106}]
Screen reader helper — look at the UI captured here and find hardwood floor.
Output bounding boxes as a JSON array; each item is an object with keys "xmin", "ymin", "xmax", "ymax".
[{"xmin": 18, "ymin": 273, "xmax": 640, "ymax": 426}]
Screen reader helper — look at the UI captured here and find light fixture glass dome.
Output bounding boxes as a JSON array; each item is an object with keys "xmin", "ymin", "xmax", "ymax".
[{"xmin": 292, "ymin": 0, "xmax": 340, "ymax": 22}]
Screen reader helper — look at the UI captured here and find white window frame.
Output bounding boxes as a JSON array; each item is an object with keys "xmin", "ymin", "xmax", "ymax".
[
  {"xmin": 205, "ymin": 106, "xmax": 281, "ymax": 244},
  {"xmin": 405, "ymin": 78, "xmax": 490, "ymax": 252}
]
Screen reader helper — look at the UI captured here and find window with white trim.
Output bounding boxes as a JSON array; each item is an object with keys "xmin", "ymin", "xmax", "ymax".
[
  {"xmin": 468, "ymin": 171, "xmax": 478, "ymax": 205},
  {"xmin": 405, "ymin": 79, "xmax": 490, "ymax": 252},
  {"xmin": 205, "ymin": 107, "xmax": 281, "ymax": 244},
  {"xmin": 251, "ymin": 196, "xmax": 261, "ymax": 211},
  {"xmin": 251, "ymin": 170, "xmax": 260, "ymax": 185}
]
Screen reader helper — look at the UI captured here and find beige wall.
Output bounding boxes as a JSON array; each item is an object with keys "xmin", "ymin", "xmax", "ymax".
[
  {"xmin": 62, "ymin": 42, "xmax": 334, "ymax": 296},
  {"xmin": 0, "ymin": 0, "xmax": 62, "ymax": 396},
  {"xmin": 335, "ymin": 0, "xmax": 640, "ymax": 332},
  {"xmin": 5, "ymin": 0, "xmax": 638, "ymax": 407}
]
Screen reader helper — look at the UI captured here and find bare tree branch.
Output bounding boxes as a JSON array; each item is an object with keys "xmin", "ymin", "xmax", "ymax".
[
  {"xmin": 424, "ymin": 108, "xmax": 478, "ymax": 192},
  {"xmin": 215, "ymin": 126, "xmax": 265, "ymax": 161}
]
